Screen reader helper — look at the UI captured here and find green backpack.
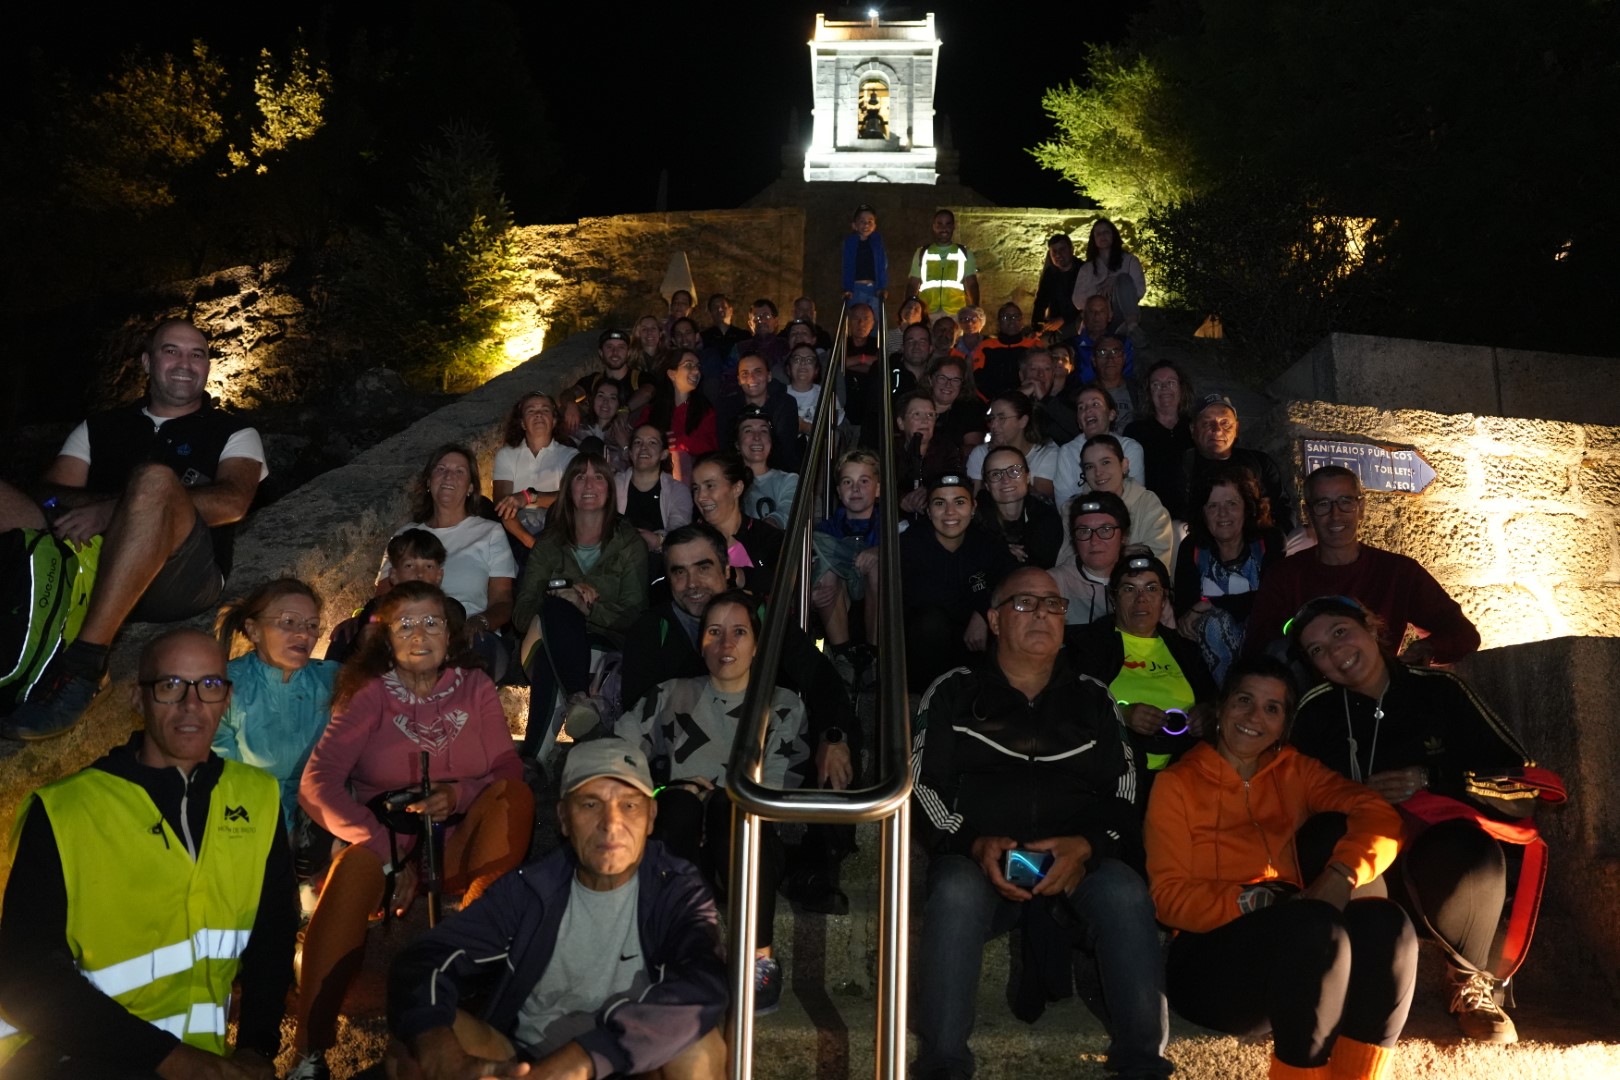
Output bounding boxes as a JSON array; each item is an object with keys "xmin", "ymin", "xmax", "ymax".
[{"xmin": 0, "ymin": 528, "xmax": 101, "ymax": 716}]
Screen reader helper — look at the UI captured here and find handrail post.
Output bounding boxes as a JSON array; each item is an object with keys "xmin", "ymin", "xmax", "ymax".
[
  {"xmin": 876, "ymin": 799, "xmax": 911, "ymax": 1080},
  {"xmin": 727, "ymin": 804, "xmax": 763, "ymax": 1080}
]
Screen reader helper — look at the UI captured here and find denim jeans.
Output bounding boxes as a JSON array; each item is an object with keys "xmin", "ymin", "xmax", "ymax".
[{"xmin": 914, "ymin": 854, "xmax": 1172, "ymax": 1079}]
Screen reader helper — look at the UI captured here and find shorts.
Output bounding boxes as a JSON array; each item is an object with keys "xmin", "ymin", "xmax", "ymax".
[
  {"xmin": 129, "ymin": 510, "xmax": 224, "ymax": 622},
  {"xmin": 812, "ymin": 531, "xmax": 868, "ymax": 601}
]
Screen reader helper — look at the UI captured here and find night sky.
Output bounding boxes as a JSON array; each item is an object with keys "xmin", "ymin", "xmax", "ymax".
[{"xmin": 14, "ymin": 1, "xmax": 1131, "ymax": 220}]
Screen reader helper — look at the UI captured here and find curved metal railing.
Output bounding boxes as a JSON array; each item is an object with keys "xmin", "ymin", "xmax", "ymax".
[{"xmin": 724, "ymin": 298, "xmax": 912, "ymax": 1080}]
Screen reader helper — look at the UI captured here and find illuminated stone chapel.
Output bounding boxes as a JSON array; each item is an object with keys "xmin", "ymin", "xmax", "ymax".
[{"xmin": 804, "ymin": 11, "xmax": 942, "ymax": 184}]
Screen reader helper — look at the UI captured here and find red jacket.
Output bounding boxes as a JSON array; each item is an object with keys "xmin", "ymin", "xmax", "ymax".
[{"xmin": 1144, "ymin": 742, "xmax": 1401, "ymax": 934}]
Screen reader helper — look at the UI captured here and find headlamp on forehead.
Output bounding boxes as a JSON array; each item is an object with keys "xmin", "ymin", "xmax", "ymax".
[
  {"xmin": 1126, "ymin": 555, "xmax": 1154, "ymax": 573},
  {"xmin": 1077, "ymin": 499, "xmax": 1104, "ymax": 515}
]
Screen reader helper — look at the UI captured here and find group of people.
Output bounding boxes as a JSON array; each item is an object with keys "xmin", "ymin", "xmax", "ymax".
[{"xmin": 0, "ymin": 203, "xmax": 1562, "ymax": 1080}]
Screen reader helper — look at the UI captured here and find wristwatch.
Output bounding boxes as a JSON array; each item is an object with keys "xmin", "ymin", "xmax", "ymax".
[{"xmin": 822, "ymin": 727, "xmax": 845, "ymax": 745}]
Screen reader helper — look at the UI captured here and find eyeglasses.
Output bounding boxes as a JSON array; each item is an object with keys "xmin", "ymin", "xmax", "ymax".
[
  {"xmin": 1095, "ymin": 347, "xmax": 1124, "ymax": 357},
  {"xmin": 1072, "ymin": 524, "xmax": 1119, "ymax": 540},
  {"xmin": 266, "ymin": 612, "xmax": 320, "ymax": 635},
  {"xmin": 999, "ymin": 594, "xmax": 1069, "ymax": 614},
  {"xmin": 389, "ymin": 615, "xmax": 448, "ymax": 635},
  {"xmin": 985, "ymin": 465, "xmax": 1026, "ymax": 483},
  {"xmin": 933, "ymin": 376, "xmax": 963, "ymax": 387},
  {"xmin": 140, "ymin": 676, "xmax": 231, "ymax": 704},
  {"xmin": 1308, "ymin": 495, "xmax": 1363, "ymax": 516}
]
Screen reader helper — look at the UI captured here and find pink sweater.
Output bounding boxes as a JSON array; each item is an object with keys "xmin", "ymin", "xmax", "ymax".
[{"xmin": 299, "ymin": 667, "xmax": 522, "ymax": 860}]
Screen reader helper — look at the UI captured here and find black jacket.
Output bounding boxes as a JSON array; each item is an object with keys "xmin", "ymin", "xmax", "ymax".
[
  {"xmin": 911, "ymin": 654, "xmax": 1141, "ymax": 870},
  {"xmin": 0, "ymin": 736, "xmax": 296, "ymax": 1072},
  {"xmin": 899, "ymin": 521, "xmax": 1018, "ymax": 624}
]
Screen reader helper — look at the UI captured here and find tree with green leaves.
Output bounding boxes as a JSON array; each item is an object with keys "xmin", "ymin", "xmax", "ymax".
[{"xmin": 343, "ymin": 124, "xmax": 525, "ymax": 392}]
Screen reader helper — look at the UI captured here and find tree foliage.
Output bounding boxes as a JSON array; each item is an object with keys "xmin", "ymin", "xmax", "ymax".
[
  {"xmin": 342, "ymin": 124, "xmax": 525, "ymax": 392},
  {"xmin": 1030, "ymin": 46, "xmax": 1194, "ymax": 225},
  {"xmin": 226, "ymin": 44, "xmax": 333, "ymax": 174},
  {"xmin": 1031, "ymin": 0, "xmax": 1620, "ymax": 361}
]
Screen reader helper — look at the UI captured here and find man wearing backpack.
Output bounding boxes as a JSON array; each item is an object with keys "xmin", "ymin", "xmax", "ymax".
[{"xmin": 0, "ymin": 318, "xmax": 267, "ymax": 741}]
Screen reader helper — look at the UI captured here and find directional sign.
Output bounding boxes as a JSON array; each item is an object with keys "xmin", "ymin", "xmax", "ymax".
[{"xmin": 1300, "ymin": 439, "xmax": 1437, "ymax": 495}]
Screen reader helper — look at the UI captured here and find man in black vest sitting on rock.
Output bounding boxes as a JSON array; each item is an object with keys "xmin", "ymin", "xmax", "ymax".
[{"xmin": 0, "ymin": 318, "xmax": 267, "ymax": 741}]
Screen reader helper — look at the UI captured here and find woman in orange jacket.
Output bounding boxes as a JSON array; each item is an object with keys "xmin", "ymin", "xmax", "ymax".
[{"xmin": 1144, "ymin": 657, "xmax": 1416, "ymax": 1080}]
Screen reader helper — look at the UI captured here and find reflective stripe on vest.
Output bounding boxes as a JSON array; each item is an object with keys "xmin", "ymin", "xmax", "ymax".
[
  {"xmin": 0, "ymin": 760, "xmax": 278, "ymax": 1062},
  {"xmin": 85, "ymin": 927, "xmax": 254, "ymax": 998}
]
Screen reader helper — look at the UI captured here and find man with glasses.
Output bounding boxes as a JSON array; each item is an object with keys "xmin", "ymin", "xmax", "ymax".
[
  {"xmin": 1181, "ymin": 392, "xmax": 1293, "ymax": 533},
  {"xmin": 1072, "ymin": 295, "xmax": 1136, "ymax": 384},
  {"xmin": 733, "ymin": 298, "xmax": 787, "ymax": 377},
  {"xmin": 0, "ymin": 628, "xmax": 295, "ymax": 1079},
  {"xmin": 1, "ymin": 318, "xmax": 268, "ymax": 741},
  {"xmin": 911, "ymin": 565, "xmax": 1172, "ymax": 1080},
  {"xmin": 1242, "ymin": 465, "xmax": 1479, "ymax": 664}
]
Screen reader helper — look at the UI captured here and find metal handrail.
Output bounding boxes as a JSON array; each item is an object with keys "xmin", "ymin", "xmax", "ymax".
[{"xmin": 725, "ymin": 298, "xmax": 911, "ymax": 1080}]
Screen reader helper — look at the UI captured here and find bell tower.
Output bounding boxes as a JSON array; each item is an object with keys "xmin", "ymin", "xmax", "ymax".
[{"xmin": 804, "ymin": 11, "xmax": 942, "ymax": 184}]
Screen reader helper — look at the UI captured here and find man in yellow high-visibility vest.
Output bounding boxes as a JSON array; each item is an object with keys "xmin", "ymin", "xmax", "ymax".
[
  {"xmin": 0, "ymin": 628, "xmax": 296, "ymax": 1080},
  {"xmin": 907, "ymin": 209, "xmax": 981, "ymax": 318}
]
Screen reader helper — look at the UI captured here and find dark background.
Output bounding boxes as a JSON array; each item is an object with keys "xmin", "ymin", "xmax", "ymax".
[{"xmin": 5, "ymin": 2, "xmax": 1116, "ymax": 220}]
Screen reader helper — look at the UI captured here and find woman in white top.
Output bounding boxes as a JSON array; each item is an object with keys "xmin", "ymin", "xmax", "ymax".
[
  {"xmin": 492, "ymin": 392, "xmax": 577, "ymax": 549},
  {"xmin": 966, "ymin": 391, "xmax": 1057, "ymax": 502},
  {"xmin": 1070, "ymin": 218, "xmax": 1148, "ymax": 336},
  {"xmin": 1076, "ymin": 434, "xmax": 1175, "ymax": 571},
  {"xmin": 378, "ymin": 444, "xmax": 517, "ymax": 671}
]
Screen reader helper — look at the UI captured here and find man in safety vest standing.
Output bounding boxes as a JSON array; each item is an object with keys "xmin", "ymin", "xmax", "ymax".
[
  {"xmin": 0, "ymin": 628, "xmax": 296, "ymax": 1079},
  {"xmin": 907, "ymin": 208, "xmax": 981, "ymax": 318}
]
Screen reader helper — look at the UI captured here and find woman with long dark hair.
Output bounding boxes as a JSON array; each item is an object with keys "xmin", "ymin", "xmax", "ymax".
[
  {"xmin": 967, "ymin": 391, "xmax": 1057, "ymax": 501},
  {"xmin": 972, "ymin": 445, "xmax": 1063, "ymax": 569},
  {"xmin": 1070, "ymin": 218, "xmax": 1147, "ymax": 337},
  {"xmin": 492, "ymin": 392, "xmax": 577, "ymax": 548},
  {"xmin": 645, "ymin": 349, "xmax": 716, "ymax": 482},
  {"xmin": 513, "ymin": 452, "xmax": 649, "ymax": 748},
  {"xmin": 689, "ymin": 450, "xmax": 782, "ymax": 596}
]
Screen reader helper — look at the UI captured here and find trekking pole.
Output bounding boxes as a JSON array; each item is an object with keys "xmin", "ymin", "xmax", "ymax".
[{"xmin": 418, "ymin": 750, "xmax": 442, "ymax": 926}]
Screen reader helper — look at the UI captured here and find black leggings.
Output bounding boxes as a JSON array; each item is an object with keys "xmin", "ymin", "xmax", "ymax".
[
  {"xmin": 654, "ymin": 786, "xmax": 784, "ymax": 950},
  {"xmin": 1167, "ymin": 898, "xmax": 1417, "ymax": 1068},
  {"xmin": 1299, "ymin": 812, "xmax": 1509, "ymax": 972},
  {"xmin": 523, "ymin": 595, "xmax": 609, "ymax": 736}
]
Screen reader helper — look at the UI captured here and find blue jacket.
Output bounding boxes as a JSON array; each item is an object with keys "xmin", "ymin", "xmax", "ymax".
[
  {"xmin": 842, "ymin": 231, "xmax": 889, "ymax": 292},
  {"xmin": 388, "ymin": 841, "xmax": 728, "ymax": 1076},
  {"xmin": 213, "ymin": 653, "xmax": 336, "ymax": 830}
]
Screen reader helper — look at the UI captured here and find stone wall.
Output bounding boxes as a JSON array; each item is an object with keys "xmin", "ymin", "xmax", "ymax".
[
  {"xmin": 1278, "ymin": 399, "xmax": 1620, "ymax": 648},
  {"xmin": 511, "ymin": 209, "xmax": 804, "ymax": 342},
  {"xmin": 1275, "ymin": 332, "xmax": 1620, "ymax": 429}
]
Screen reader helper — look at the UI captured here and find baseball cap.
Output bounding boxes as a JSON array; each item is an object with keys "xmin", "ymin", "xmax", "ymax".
[
  {"xmin": 925, "ymin": 472, "xmax": 971, "ymax": 496},
  {"xmin": 598, "ymin": 328, "xmax": 630, "ymax": 348},
  {"xmin": 560, "ymin": 737, "xmax": 656, "ymax": 796},
  {"xmin": 1194, "ymin": 392, "xmax": 1236, "ymax": 418}
]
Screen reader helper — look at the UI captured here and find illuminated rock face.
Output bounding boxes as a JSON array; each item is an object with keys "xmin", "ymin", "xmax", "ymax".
[
  {"xmin": 804, "ymin": 13, "xmax": 941, "ymax": 184},
  {"xmin": 1275, "ymin": 336, "xmax": 1620, "ymax": 648}
]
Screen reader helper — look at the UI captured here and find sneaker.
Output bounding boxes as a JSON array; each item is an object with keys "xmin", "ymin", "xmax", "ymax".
[
  {"xmin": 285, "ymin": 1049, "xmax": 330, "ymax": 1080},
  {"xmin": 753, "ymin": 955, "xmax": 783, "ymax": 1014},
  {"xmin": 1449, "ymin": 969, "xmax": 1517, "ymax": 1043},
  {"xmin": 2, "ymin": 667, "xmax": 107, "ymax": 741},
  {"xmin": 562, "ymin": 692, "xmax": 604, "ymax": 740}
]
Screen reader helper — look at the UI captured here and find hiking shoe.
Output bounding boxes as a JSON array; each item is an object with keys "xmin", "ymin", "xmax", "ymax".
[
  {"xmin": 1449, "ymin": 969, "xmax": 1517, "ymax": 1043},
  {"xmin": 753, "ymin": 955, "xmax": 783, "ymax": 1014},
  {"xmin": 2, "ymin": 667, "xmax": 108, "ymax": 741},
  {"xmin": 562, "ymin": 692, "xmax": 605, "ymax": 740},
  {"xmin": 285, "ymin": 1049, "xmax": 330, "ymax": 1080}
]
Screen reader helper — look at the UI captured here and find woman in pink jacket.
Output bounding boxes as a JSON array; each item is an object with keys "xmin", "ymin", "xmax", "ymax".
[{"xmin": 290, "ymin": 581, "xmax": 531, "ymax": 1080}]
